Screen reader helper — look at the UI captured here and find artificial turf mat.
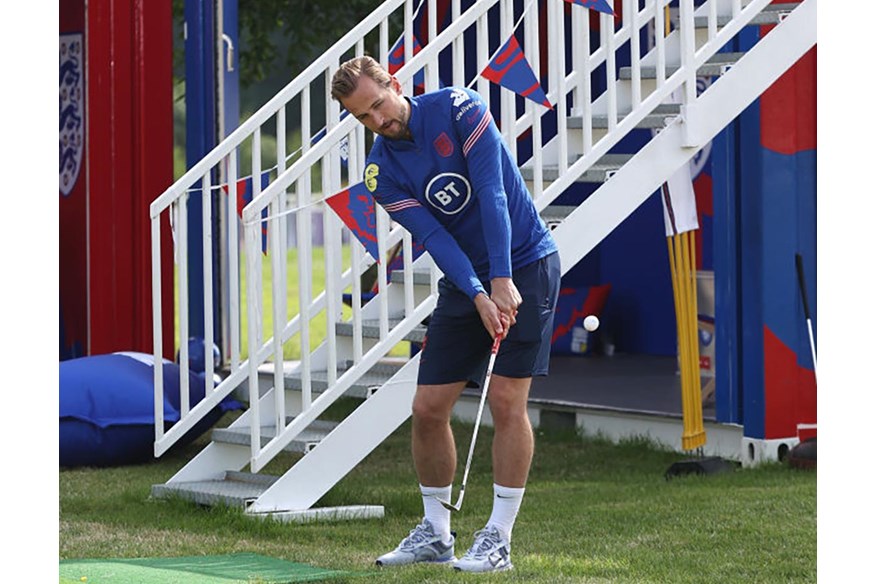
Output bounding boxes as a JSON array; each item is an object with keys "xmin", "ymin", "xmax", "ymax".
[{"xmin": 59, "ymin": 552, "xmax": 356, "ymax": 583}]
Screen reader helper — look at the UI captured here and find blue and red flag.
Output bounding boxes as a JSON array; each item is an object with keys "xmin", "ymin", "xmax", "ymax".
[
  {"xmin": 481, "ymin": 35, "xmax": 552, "ymax": 109},
  {"xmin": 564, "ymin": 0, "xmax": 614, "ymax": 15},
  {"xmin": 326, "ymin": 181, "xmax": 379, "ymax": 261},
  {"xmin": 222, "ymin": 170, "xmax": 272, "ymax": 254}
]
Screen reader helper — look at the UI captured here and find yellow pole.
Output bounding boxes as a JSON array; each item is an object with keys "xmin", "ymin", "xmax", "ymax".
[{"xmin": 680, "ymin": 230, "xmax": 706, "ymax": 449}]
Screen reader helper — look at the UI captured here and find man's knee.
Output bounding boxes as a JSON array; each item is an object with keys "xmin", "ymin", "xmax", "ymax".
[
  {"xmin": 487, "ymin": 377, "xmax": 532, "ymax": 427},
  {"xmin": 412, "ymin": 384, "xmax": 462, "ymax": 427}
]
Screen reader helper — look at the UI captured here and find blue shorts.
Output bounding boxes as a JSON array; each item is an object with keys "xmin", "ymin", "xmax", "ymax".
[{"xmin": 417, "ymin": 252, "xmax": 561, "ymax": 387}]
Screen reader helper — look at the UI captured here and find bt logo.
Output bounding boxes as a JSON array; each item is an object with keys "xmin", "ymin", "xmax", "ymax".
[{"xmin": 425, "ymin": 173, "xmax": 471, "ymax": 215}]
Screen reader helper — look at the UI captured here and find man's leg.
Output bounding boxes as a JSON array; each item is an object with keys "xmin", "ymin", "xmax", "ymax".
[
  {"xmin": 487, "ymin": 375, "xmax": 534, "ymax": 488},
  {"xmin": 412, "ymin": 382, "xmax": 467, "ymax": 541},
  {"xmin": 375, "ymin": 382, "xmax": 466, "ymax": 567},
  {"xmin": 411, "ymin": 382, "xmax": 468, "ymax": 487},
  {"xmin": 452, "ymin": 374, "xmax": 531, "ymax": 573}
]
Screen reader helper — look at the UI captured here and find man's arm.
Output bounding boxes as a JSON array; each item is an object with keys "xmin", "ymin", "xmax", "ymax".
[
  {"xmin": 374, "ymin": 185, "xmax": 509, "ymax": 339},
  {"xmin": 451, "ymin": 88, "xmax": 522, "ymax": 324}
]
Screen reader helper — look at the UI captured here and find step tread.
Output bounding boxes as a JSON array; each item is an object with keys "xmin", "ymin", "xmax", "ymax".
[
  {"xmin": 212, "ymin": 419, "xmax": 339, "ymax": 451},
  {"xmin": 520, "ymin": 153, "xmax": 633, "ymax": 182},
  {"xmin": 569, "ymin": 104, "xmax": 681, "ymax": 130},
  {"xmin": 151, "ymin": 471, "xmax": 281, "ymax": 507},
  {"xmin": 691, "ymin": 2, "xmax": 800, "ymax": 26},
  {"xmin": 335, "ymin": 319, "xmax": 428, "ymax": 343},
  {"xmin": 620, "ymin": 51, "xmax": 746, "ymax": 79}
]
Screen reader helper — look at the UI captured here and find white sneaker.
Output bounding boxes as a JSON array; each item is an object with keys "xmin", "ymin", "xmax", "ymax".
[
  {"xmin": 375, "ymin": 518, "xmax": 456, "ymax": 566},
  {"xmin": 454, "ymin": 525, "xmax": 513, "ymax": 573}
]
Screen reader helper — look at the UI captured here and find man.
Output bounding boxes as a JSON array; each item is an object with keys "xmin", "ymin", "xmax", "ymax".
[{"xmin": 331, "ymin": 56, "xmax": 560, "ymax": 573}]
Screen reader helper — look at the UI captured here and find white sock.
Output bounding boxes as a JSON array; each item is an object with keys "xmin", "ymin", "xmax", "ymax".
[
  {"xmin": 487, "ymin": 484, "xmax": 525, "ymax": 540},
  {"xmin": 420, "ymin": 484, "xmax": 453, "ymax": 543}
]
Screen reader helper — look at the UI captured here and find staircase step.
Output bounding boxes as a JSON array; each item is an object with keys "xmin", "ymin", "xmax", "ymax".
[
  {"xmin": 621, "ymin": 51, "xmax": 745, "ymax": 80},
  {"xmin": 335, "ymin": 319, "xmax": 428, "ymax": 344},
  {"xmin": 212, "ymin": 419, "xmax": 339, "ymax": 453},
  {"xmin": 540, "ymin": 205, "xmax": 578, "ymax": 230},
  {"xmin": 389, "ymin": 268, "xmax": 433, "ymax": 285},
  {"xmin": 284, "ymin": 359, "xmax": 408, "ymax": 397},
  {"xmin": 690, "ymin": 2, "xmax": 800, "ymax": 28},
  {"xmin": 569, "ymin": 104, "xmax": 681, "ymax": 130},
  {"xmin": 151, "ymin": 471, "xmax": 279, "ymax": 508},
  {"xmin": 520, "ymin": 153, "xmax": 633, "ymax": 183}
]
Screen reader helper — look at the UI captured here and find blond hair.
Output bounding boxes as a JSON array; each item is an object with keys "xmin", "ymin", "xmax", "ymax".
[{"xmin": 331, "ymin": 56, "xmax": 392, "ymax": 102}]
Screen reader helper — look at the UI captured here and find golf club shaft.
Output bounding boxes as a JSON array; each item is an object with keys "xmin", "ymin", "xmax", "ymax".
[{"xmin": 451, "ymin": 335, "xmax": 502, "ymax": 510}]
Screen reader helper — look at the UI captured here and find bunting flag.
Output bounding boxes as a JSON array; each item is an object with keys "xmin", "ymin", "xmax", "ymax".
[
  {"xmin": 564, "ymin": 0, "xmax": 615, "ymax": 15},
  {"xmin": 223, "ymin": 170, "xmax": 273, "ymax": 254},
  {"xmin": 481, "ymin": 35, "xmax": 552, "ymax": 109},
  {"xmin": 326, "ymin": 181, "xmax": 379, "ymax": 261}
]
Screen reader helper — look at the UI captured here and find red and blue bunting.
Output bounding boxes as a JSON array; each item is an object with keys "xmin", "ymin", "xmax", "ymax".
[
  {"xmin": 481, "ymin": 35, "xmax": 552, "ymax": 109},
  {"xmin": 326, "ymin": 181, "xmax": 380, "ymax": 261}
]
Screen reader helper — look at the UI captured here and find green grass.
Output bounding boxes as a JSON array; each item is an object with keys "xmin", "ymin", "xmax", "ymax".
[{"xmin": 59, "ymin": 407, "xmax": 816, "ymax": 583}]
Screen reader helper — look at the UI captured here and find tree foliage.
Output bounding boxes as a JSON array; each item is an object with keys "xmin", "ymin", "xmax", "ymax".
[{"xmin": 173, "ymin": 0, "xmax": 383, "ymax": 88}]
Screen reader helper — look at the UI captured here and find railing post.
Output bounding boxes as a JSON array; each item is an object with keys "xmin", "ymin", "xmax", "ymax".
[{"xmin": 679, "ymin": 0, "xmax": 703, "ymax": 147}]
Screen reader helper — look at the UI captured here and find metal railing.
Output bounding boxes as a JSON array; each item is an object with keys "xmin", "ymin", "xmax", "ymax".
[{"xmin": 151, "ymin": 0, "xmax": 781, "ymax": 468}]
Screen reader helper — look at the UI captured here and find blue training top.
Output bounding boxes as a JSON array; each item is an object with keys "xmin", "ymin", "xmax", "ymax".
[{"xmin": 364, "ymin": 86, "xmax": 557, "ymax": 300}]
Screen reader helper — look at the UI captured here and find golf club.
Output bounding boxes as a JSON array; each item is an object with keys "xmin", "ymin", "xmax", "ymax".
[{"xmin": 437, "ymin": 333, "xmax": 503, "ymax": 512}]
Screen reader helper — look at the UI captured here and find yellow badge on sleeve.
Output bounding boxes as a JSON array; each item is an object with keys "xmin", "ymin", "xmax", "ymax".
[{"xmin": 365, "ymin": 163, "xmax": 379, "ymax": 192}]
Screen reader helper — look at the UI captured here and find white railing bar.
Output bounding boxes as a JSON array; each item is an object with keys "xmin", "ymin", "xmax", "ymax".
[
  {"xmin": 376, "ymin": 206, "xmax": 390, "ymax": 341},
  {"xmin": 581, "ymin": 9, "xmax": 593, "ymax": 156},
  {"xmin": 245, "ymin": 219, "xmax": 263, "ymax": 461},
  {"xmin": 151, "ymin": 215, "xmax": 164, "ymax": 445},
  {"xmin": 680, "ymin": 0, "xmax": 697, "ymax": 105},
  {"xmin": 270, "ymin": 199, "xmax": 286, "ymax": 436},
  {"xmin": 603, "ymin": 11, "xmax": 618, "ymax": 131},
  {"xmin": 452, "ymin": 0, "xmax": 465, "ymax": 86},
  {"xmin": 379, "ymin": 18, "xmax": 389, "ymax": 66},
  {"xmin": 554, "ymin": 0, "xmax": 569, "ymax": 173},
  {"xmin": 251, "ymin": 296, "xmax": 438, "ymax": 471},
  {"xmin": 629, "ymin": 0, "xmax": 642, "ymax": 109},
  {"xmin": 477, "ymin": 12, "xmax": 490, "ymax": 108},
  {"xmin": 198, "ymin": 169, "xmax": 216, "ymax": 415},
  {"xmin": 323, "ymin": 177, "xmax": 339, "ymax": 387},
  {"xmin": 177, "ymin": 197, "xmax": 190, "ymax": 414},
  {"xmin": 277, "ymin": 107, "xmax": 288, "ymax": 335},
  {"xmin": 656, "ymin": 0, "xmax": 667, "ymax": 88},
  {"xmin": 403, "ymin": 232, "xmax": 414, "ymax": 318},
  {"xmin": 298, "ymin": 88, "xmax": 313, "ymax": 411},
  {"xmin": 525, "ymin": 0, "xmax": 544, "ymax": 196},
  {"xmin": 709, "ymin": 0, "xmax": 718, "ymax": 43},
  {"xmin": 427, "ymin": 0, "xmax": 438, "ymax": 91},
  {"xmin": 351, "ymin": 126, "xmax": 365, "ymax": 364},
  {"xmin": 227, "ymin": 150, "xmax": 240, "ymax": 371}
]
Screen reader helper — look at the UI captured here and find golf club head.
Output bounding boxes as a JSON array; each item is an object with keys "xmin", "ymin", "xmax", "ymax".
[{"xmin": 436, "ymin": 491, "xmax": 464, "ymax": 512}]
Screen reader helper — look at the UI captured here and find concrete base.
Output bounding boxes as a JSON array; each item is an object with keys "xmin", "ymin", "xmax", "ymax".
[
  {"xmin": 247, "ymin": 505, "xmax": 384, "ymax": 524},
  {"xmin": 741, "ymin": 436, "xmax": 800, "ymax": 468}
]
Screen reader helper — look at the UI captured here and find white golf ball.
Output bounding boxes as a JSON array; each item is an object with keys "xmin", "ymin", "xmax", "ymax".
[{"xmin": 583, "ymin": 315, "xmax": 600, "ymax": 332}]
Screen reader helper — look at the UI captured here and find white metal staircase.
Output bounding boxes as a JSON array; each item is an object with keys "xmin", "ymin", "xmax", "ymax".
[{"xmin": 149, "ymin": 0, "xmax": 816, "ymax": 519}]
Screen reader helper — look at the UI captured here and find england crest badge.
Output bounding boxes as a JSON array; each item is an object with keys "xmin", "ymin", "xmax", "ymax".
[{"xmin": 60, "ymin": 33, "xmax": 84, "ymax": 196}]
